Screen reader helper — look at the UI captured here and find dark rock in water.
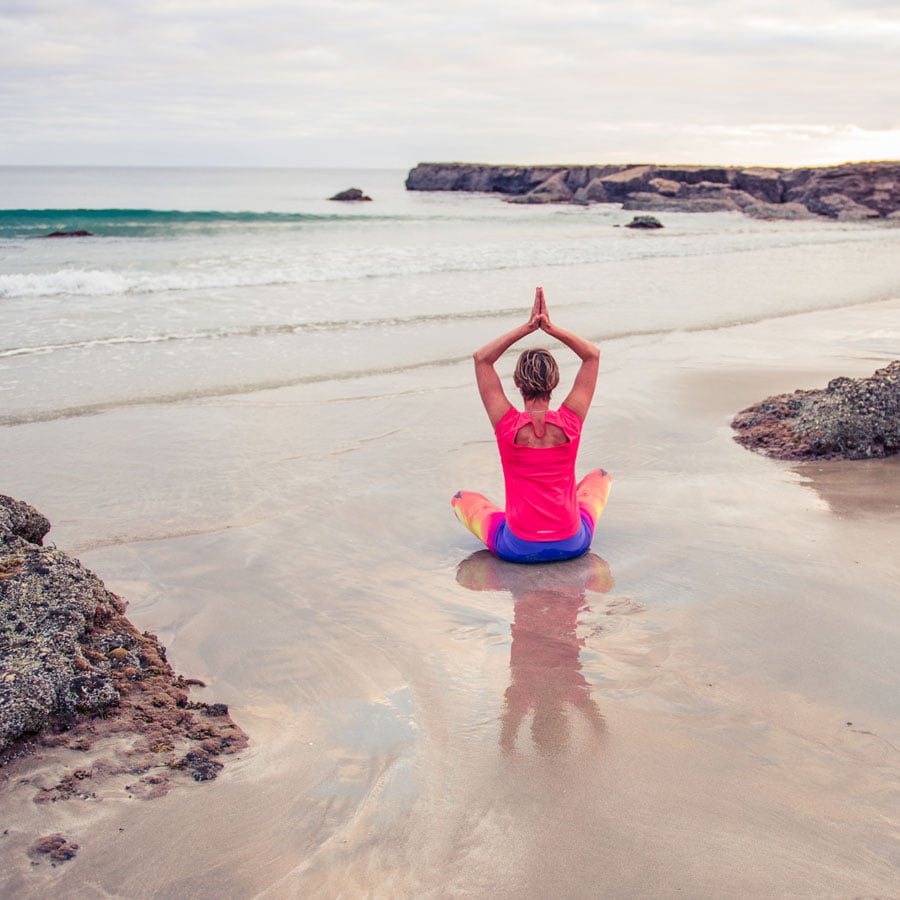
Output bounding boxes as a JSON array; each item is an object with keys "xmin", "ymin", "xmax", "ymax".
[
  {"xmin": 624, "ymin": 215, "xmax": 663, "ymax": 229},
  {"xmin": 0, "ymin": 495, "xmax": 248, "ymax": 785},
  {"xmin": 43, "ymin": 230, "xmax": 93, "ymax": 238},
  {"xmin": 731, "ymin": 361, "xmax": 900, "ymax": 460},
  {"xmin": 328, "ymin": 188, "xmax": 372, "ymax": 201}
]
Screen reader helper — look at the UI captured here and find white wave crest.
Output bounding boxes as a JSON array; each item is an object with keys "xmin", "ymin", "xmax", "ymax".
[
  {"xmin": 0, "ymin": 269, "xmax": 132, "ymax": 298},
  {"xmin": 0, "ymin": 267, "xmax": 301, "ymax": 299}
]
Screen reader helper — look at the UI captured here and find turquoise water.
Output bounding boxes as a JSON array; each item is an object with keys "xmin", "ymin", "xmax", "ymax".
[{"xmin": 2, "ymin": 166, "xmax": 900, "ymax": 426}]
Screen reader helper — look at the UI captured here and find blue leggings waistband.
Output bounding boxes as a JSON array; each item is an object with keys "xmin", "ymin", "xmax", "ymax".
[{"xmin": 491, "ymin": 512, "xmax": 593, "ymax": 563}]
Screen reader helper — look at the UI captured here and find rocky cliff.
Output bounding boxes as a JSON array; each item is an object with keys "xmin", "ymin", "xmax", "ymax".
[{"xmin": 406, "ymin": 161, "xmax": 900, "ymax": 221}]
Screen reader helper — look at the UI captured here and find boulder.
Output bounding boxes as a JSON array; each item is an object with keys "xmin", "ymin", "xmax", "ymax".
[
  {"xmin": 573, "ymin": 177, "xmax": 613, "ymax": 203},
  {"xmin": 744, "ymin": 201, "xmax": 817, "ymax": 220},
  {"xmin": 328, "ymin": 188, "xmax": 372, "ymax": 201},
  {"xmin": 0, "ymin": 495, "xmax": 50, "ymax": 546},
  {"xmin": 731, "ymin": 361, "xmax": 900, "ymax": 460},
  {"xmin": 0, "ymin": 495, "xmax": 248, "ymax": 773},
  {"xmin": 1, "ymin": 503, "xmax": 124, "ymax": 751},
  {"xmin": 624, "ymin": 215, "xmax": 663, "ymax": 229}
]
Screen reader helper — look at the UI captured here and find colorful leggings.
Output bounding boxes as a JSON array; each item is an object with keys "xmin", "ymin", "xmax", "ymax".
[{"xmin": 452, "ymin": 469, "xmax": 612, "ymax": 564}]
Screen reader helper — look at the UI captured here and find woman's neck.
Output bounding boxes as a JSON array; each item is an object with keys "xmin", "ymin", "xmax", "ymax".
[{"xmin": 522, "ymin": 400, "xmax": 550, "ymax": 414}]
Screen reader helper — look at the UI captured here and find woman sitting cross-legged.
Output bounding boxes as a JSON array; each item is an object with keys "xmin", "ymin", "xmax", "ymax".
[{"xmin": 452, "ymin": 287, "xmax": 611, "ymax": 563}]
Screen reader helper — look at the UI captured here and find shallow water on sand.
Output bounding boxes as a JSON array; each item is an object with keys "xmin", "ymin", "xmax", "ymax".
[{"xmin": 1, "ymin": 292, "xmax": 898, "ymax": 896}]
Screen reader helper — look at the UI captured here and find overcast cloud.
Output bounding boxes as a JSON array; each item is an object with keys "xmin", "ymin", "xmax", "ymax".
[{"xmin": 2, "ymin": 0, "xmax": 898, "ymax": 167}]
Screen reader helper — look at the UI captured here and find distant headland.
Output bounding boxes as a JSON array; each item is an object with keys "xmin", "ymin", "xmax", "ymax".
[{"xmin": 406, "ymin": 161, "xmax": 900, "ymax": 221}]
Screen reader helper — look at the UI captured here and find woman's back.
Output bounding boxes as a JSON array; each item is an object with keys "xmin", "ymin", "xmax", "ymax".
[{"xmin": 496, "ymin": 406, "xmax": 582, "ymax": 541}]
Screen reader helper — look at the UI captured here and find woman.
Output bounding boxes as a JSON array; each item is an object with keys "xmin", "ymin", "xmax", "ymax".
[{"xmin": 452, "ymin": 287, "xmax": 611, "ymax": 563}]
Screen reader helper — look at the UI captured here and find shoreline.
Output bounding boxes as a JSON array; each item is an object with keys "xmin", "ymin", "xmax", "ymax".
[{"xmin": 0, "ymin": 296, "xmax": 898, "ymax": 895}]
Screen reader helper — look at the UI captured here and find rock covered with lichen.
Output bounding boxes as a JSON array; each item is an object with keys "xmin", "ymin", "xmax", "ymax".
[
  {"xmin": 0, "ymin": 495, "xmax": 50, "ymax": 546},
  {"xmin": 1, "ymin": 495, "xmax": 247, "ymax": 782},
  {"xmin": 1, "ymin": 496, "xmax": 116, "ymax": 751},
  {"xmin": 731, "ymin": 361, "xmax": 900, "ymax": 460}
]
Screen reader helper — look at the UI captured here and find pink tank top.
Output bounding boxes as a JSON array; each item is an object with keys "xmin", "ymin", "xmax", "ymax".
[{"xmin": 494, "ymin": 405, "xmax": 583, "ymax": 541}]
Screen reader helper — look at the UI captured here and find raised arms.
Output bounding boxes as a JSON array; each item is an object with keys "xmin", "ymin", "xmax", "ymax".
[{"xmin": 473, "ymin": 288, "xmax": 600, "ymax": 427}]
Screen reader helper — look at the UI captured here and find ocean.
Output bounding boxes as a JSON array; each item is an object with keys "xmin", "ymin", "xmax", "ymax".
[
  {"xmin": 3, "ymin": 166, "xmax": 899, "ymax": 428},
  {"xmin": 2, "ymin": 166, "xmax": 899, "ymax": 897}
]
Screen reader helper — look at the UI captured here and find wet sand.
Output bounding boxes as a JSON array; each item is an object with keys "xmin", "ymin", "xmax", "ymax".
[{"xmin": 1, "ymin": 298, "xmax": 898, "ymax": 896}]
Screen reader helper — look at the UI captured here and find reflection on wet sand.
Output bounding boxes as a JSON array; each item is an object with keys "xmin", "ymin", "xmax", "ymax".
[{"xmin": 456, "ymin": 551, "xmax": 614, "ymax": 757}]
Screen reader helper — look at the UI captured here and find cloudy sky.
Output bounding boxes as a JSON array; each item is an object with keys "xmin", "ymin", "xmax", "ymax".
[{"xmin": 2, "ymin": 0, "xmax": 899, "ymax": 169}]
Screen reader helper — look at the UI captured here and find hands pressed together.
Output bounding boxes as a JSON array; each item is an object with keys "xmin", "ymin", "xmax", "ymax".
[
  {"xmin": 473, "ymin": 285, "xmax": 599, "ymax": 425},
  {"xmin": 527, "ymin": 286, "xmax": 554, "ymax": 334}
]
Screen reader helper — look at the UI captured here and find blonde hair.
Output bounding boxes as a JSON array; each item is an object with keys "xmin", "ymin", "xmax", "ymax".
[{"xmin": 514, "ymin": 348, "xmax": 559, "ymax": 401}]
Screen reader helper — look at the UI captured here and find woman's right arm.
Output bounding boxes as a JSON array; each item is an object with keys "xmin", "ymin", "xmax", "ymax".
[{"xmin": 537, "ymin": 290, "xmax": 600, "ymax": 421}]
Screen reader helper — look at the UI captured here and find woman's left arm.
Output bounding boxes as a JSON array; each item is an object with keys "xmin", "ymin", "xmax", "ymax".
[{"xmin": 473, "ymin": 293, "xmax": 541, "ymax": 428}]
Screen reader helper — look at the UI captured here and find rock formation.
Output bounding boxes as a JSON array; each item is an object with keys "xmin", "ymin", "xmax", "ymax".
[
  {"xmin": 405, "ymin": 161, "xmax": 900, "ymax": 221},
  {"xmin": 1, "ymin": 495, "xmax": 247, "ymax": 788},
  {"xmin": 624, "ymin": 215, "xmax": 663, "ymax": 229},
  {"xmin": 328, "ymin": 188, "xmax": 372, "ymax": 201},
  {"xmin": 506, "ymin": 170, "xmax": 574, "ymax": 204},
  {"xmin": 731, "ymin": 361, "xmax": 900, "ymax": 460}
]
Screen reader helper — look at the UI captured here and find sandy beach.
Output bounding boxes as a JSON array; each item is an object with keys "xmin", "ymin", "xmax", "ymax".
[
  {"xmin": 5, "ymin": 0, "xmax": 900, "ymax": 884},
  {"xmin": 1, "ymin": 286, "xmax": 898, "ymax": 896}
]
